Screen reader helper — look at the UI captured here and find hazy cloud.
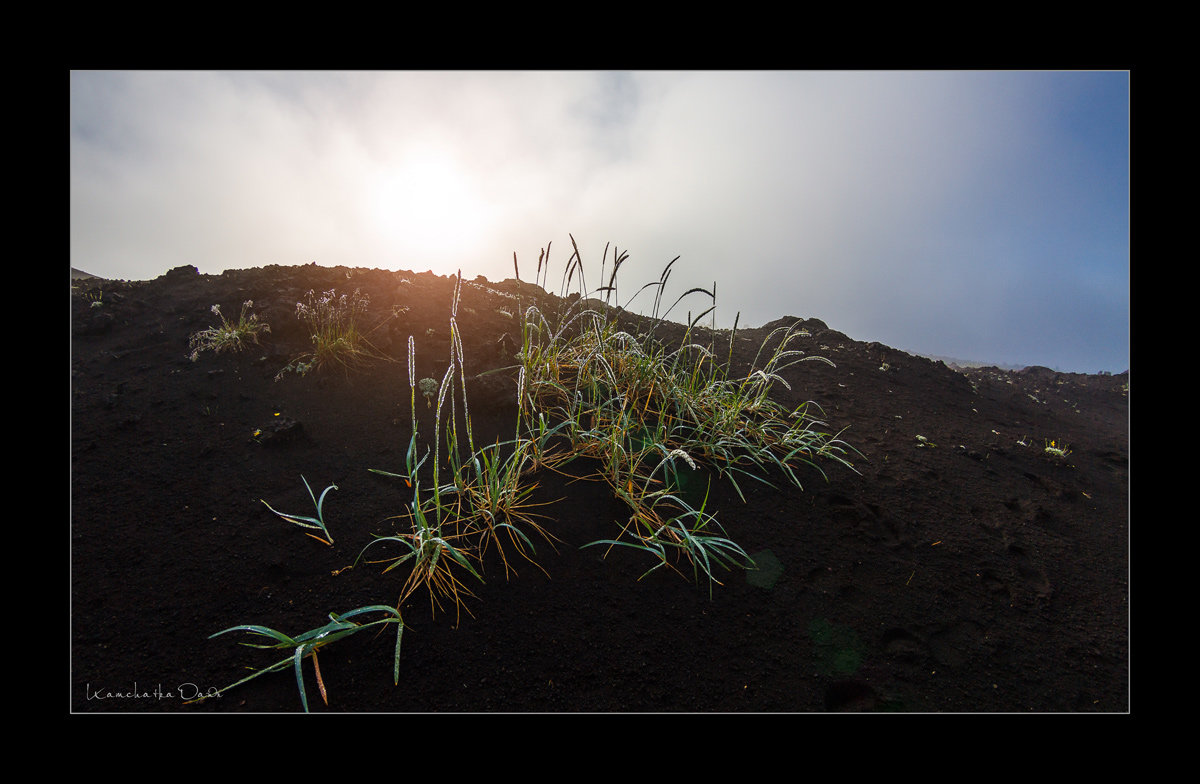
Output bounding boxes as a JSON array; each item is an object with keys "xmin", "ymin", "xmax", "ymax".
[{"xmin": 70, "ymin": 70, "xmax": 1129, "ymax": 372}]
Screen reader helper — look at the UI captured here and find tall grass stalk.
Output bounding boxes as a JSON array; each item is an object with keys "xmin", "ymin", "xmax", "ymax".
[{"xmin": 366, "ymin": 270, "xmax": 557, "ymax": 620}]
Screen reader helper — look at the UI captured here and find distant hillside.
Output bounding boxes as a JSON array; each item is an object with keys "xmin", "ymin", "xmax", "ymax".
[{"xmin": 916, "ymin": 353, "xmax": 1027, "ymax": 371}]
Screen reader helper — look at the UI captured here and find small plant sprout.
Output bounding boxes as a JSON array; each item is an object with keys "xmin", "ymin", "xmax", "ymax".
[
  {"xmin": 1044, "ymin": 439, "xmax": 1072, "ymax": 459},
  {"xmin": 260, "ymin": 476, "xmax": 337, "ymax": 545},
  {"xmin": 188, "ymin": 300, "xmax": 270, "ymax": 361},
  {"xmin": 197, "ymin": 605, "xmax": 404, "ymax": 712},
  {"xmin": 914, "ymin": 435, "xmax": 937, "ymax": 448}
]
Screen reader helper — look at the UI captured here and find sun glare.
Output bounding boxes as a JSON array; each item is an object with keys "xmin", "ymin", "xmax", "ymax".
[{"xmin": 367, "ymin": 146, "xmax": 495, "ymax": 272}]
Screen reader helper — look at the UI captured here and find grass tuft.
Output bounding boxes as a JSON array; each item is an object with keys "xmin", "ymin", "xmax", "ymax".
[
  {"xmin": 188, "ymin": 301, "xmax": 270, "ymax": 361},
  {"xmin": 502, "ymin": 235, "xmax": 860, "ymax": 593},
  {"xmin": 276, "ymin": 288, "xmax": 393, "ymax": 379}
]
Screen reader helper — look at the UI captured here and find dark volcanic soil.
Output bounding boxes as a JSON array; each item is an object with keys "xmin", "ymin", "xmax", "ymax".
[{"xmin": 70, "ymin": 262, "xmax": 1129, "ymax": 712}]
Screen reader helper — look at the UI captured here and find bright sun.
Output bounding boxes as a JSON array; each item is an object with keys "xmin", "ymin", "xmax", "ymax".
[{"xmin": 367, "ymin": 145, "xmax": 495, "ymax": 270}]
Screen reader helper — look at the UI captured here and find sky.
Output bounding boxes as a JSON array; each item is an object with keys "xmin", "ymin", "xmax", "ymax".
[{"xmin": 70, "ymin": 70, "xmax": 1130, "ymax": 373}]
